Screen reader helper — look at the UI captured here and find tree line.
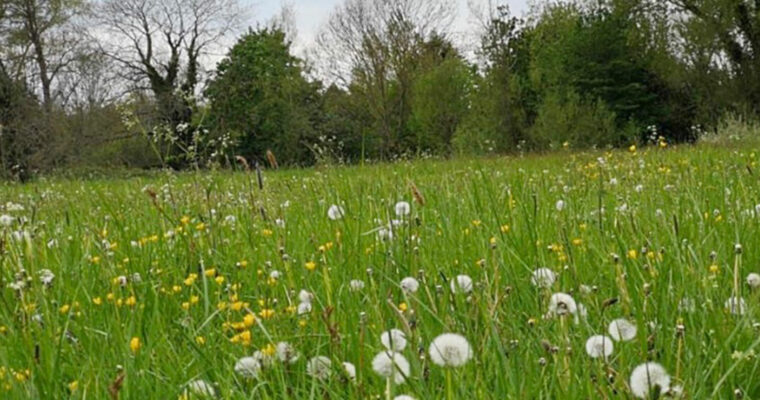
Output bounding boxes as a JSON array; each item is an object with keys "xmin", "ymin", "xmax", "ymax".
[{"xmin": 0, "ymin": 0, "xmax": 758, "ymax": 179}]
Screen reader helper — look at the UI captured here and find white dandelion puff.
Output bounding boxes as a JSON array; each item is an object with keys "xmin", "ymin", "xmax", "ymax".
[
  {"xmin": 450, "ymin": 275, "xmax": 473, "ymax": 294},
  {"xmin": 400, "ymin": 277, "xmax": 419, "ymax": 293},
  {"xmin": 428, "ymin": 333, "xmax": 473, "ymax": 368},
  {"xmin": 342, "ymin": 362, "xmax": 356, "ymax": 381},
  {"xmin": 253, "ymin": 350, "xmax": 275, "ymax": 368},
  {"xmin": 306, "ymin": 356, "xmax": 332, "ymax": 380},
  {"xmin": 380, "ymin": 329, "xmax": 407, "ymax": 351},
  {"xmin": 349, "ymin": 279, "xmax": 365, "ymax": 292},
  {"xmin": 548, "ymin": 293, "xmax": 577, "ymax": 317},
  {"xmin": 394, "ymin": 396, "xmax": 416, "ymax": 400},
  {"xmin": 297, "ymin": 302, "xmax": 312, "ymax": 315},
  {"xmin": 234, "ymin": 357, "xmax": 262, "ymax": 379},
  {"xmin": 585, "ymin": 335, "xmax": 614, "ymax": 359},
  {"xmin": 747, "ymin": 273, "xmax": 760, "ymax": 289},
  {"xmin": 186, "ymin": 380, "xmax": 216, "ymax": 397},
  {"xmin": 0, "ymin": 214, "xmax": 13, "ymax": 227},
  {"xmin": 372, "ymin": 351, "xmax": 410, "ymax": 384},
  {"xmin": 378, "ymin": 226, "xmax": 394, "ymax": 241},
  {"xmin": 725, "ymin": 296, "xmax": 747, "ymax": 315},
  {"xmin": 629, "ymin": 362, "xmax": 671, "ymax": 399},
  {"xmin": 327, "ymin": 205, "xmax": 345, "ymax": 220},
  {"xmin": 608, "ymin": 318, "xmax": 637, "ymax": 342},
  {"xmin": 530, "ymin": 268, "xmax": 556, "ymax": 288},
  {"xmin": 38, "ymin": 270, "xmax": 55, "ymax": 286},
  {"xmin": 395, "ymin": 201, "xmax": 411, "ymax": 216},
  {"xmin": 276, "ymin": 341, "xmax": 300, "ymax": 364},
  {"xmin": 298, "ymin": 289, "xmax": 314, "ymax": 304},
  {"xmin": 555, "ymin": 200, "xmax": 565, "ymax": 211},
  {"xmin": 678, "ymin": 298, "xmax": 695, "ymax": 313}
]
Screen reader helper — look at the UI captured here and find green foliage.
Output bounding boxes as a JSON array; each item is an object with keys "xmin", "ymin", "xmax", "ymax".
[
  {"xmin": 410, "ymin": 58, "xmax": 472, "ymax": 153},
  {"xmin": 206, "ymin": 27, "xmax": 322, "ymax": 165},
  {"xmin": 530, "ymin": 90, "xmax": 621, "ymax": 149}
]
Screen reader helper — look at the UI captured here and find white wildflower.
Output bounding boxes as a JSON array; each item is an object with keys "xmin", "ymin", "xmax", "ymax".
[{"xmin": 555, "ymin": 200, "xmax": 565, "ymax": 211}]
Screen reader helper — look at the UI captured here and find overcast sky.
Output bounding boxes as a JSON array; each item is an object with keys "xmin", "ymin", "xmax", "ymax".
[{"xmin": 243, "ymin": 0, "xmax": 531, "ymax": 52}]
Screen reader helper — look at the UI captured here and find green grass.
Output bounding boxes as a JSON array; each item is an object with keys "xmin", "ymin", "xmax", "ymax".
[{"xmin": 1, "ymin": 142, "xmax": 760, "ymax": 399}]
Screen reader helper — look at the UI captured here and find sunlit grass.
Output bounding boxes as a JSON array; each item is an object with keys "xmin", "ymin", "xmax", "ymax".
[{"xmin": 1, "ymin": 143, "xmax": 759, "ymax": 398}]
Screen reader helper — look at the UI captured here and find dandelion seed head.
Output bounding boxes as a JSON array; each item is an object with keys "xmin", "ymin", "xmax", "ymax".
[
  {"xmin": 725, "ymin": 296, "xmax": 747, "ymax": 315},
  {"xmin": 395, "ymin": 201, "xmax": 411, "ymax": 216},
  {"xmin": 276, "ymin": 341, "xmax": 299, "ymax": 364},
  {"xmin": 234, "ymin": 357, "xmax": 261, "ymax": 379},
  {"xmin": 306, "ymin": 356, "xmax": 332, "ymax": 380},
  {"xmin": 371, "ymin": 351, "xmax": 410, "ymax": 384},
  {"xmin": 629, "ymin": 362, "xmax": 671, "ymax": 399},
  {"xmin": 298, "ymin": 290, "xmax": 313, "ymax": 304},
  {"xmin": 186, "ymin": 379, "xmax": 216, "ymax": 397},
  {"xmin": 380, "ymin": 329, "xmax": 407, "ymax": 351},
  {"xmin": 342, "ymin": 362, "xmax": 356, "ymax": 381},
  {"xmin": 548, "ymin": 293, "xmax": 577, "ymax": 317},
  {"xmin": 428, "ymin": 333, "xmax": 473, "ymax": 368},
  {"xmin": 400, "ymin": 277, "xmax": 419, "ymax": 293},
  {"xmin": 747, "ymin": 273, "xmax": 760, "ymax": 289},
  {"xmin": 450, "ymin": 275, "xmax": 473, "ymax": 294},
  {"xmin": 585, "ymin": 335, "xmax": 614, "ymax": 358},
  {"xmin": 608, "ymin": 318, "xmax": 637, "ymax": 342},
  {"xmin": 297, "ymin": 302, "xmax": 312, "ymax": 315},
  {"xmin": 530, "ymin": 268, "xmax": 556, "ymax": 289},
  {"xmin": 327, "ymin": 205, "xmax": 345, "ymax": 220},
  {"xmin": 349, "ymin": 279, "xmax": 365, "ymax": 291}
]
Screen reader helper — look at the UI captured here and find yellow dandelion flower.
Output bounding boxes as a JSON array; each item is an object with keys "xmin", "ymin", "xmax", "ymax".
[
  {"xmin": 130, "ymin": 337, "xmax": 141, "ymax": 354},
  {"xmin": 305, "ymin": 261, "xmax": 317, "ymax": 271}
]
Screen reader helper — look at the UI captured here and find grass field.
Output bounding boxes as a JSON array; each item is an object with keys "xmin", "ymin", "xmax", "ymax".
[{"xmin": 1, "ymin": 142, "xmax": 760, "ymax": 399}]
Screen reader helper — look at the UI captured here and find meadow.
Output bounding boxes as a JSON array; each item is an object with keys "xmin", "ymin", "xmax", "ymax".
[{"xmin": 1, "ymin": 141, "xmax": 760, "ymax": 399}]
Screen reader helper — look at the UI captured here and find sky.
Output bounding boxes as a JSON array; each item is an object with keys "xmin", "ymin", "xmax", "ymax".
[{"xmin": 243, "ymin": 0, "xmax": 531, "ymax": 53}]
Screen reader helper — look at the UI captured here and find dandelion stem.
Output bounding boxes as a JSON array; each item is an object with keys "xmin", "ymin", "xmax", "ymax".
[{"xmin": 446, "ymin": 368, "xmax": 453, "ymax": 400}]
